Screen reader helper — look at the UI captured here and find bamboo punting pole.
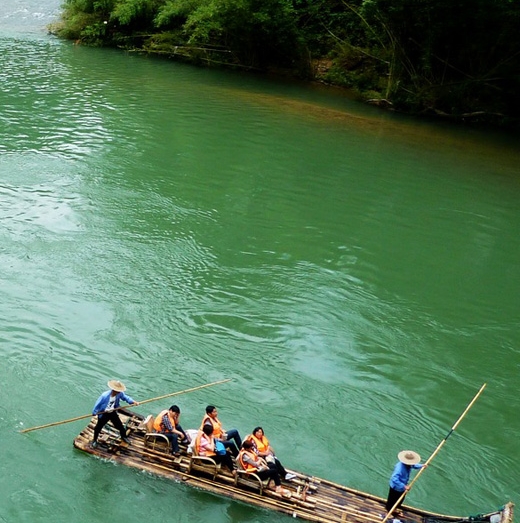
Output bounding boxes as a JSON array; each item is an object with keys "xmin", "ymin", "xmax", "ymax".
[
  {"xmin": 20, "ymin": 378, "xmax": 232, "ymax": 434},
  {"xmin": 382, "ymin": 383, "xmax": 487, "ymax": 523}
]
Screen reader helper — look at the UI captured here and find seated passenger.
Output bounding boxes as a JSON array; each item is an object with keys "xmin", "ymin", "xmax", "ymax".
[
  {"xmin": 153, "ymin": 405, "xmax": 190, "ymax": 457},
  {"xmin": 200, "ymin": 405, "xmax": 242, "ymax": 457},
  {"xmin": 238, "ymin": 440, "xmax": 290, "ymax": 497},
  {"xmin": 195, "ymin": 424, "xmax": 235, "ymax": 473},
  {"xmin": 247, "ymin": 426, "xmax": 296, "ymax": 481}
]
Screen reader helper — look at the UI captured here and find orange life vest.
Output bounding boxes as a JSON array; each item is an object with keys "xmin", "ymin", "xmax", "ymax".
[
  {"xmin": 250, "ymin": 433, "xmax": 270, "ymax": 454},
  {"xmin": 153, "ymin": 409, "xmax": 174, "ymax": 433},
  {"xmin": 238, "ymin": 449, "xmax": 258, "ymax": 472},
  {"xmin": 196, "ymin": 432, "xmax": 215, "ymax": 456},
  {"xmin": 200, "ymin": 414, "xmax": 224, "ymax": 439}
]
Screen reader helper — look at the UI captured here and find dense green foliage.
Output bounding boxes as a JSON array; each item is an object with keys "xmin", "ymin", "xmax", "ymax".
[{"xmin": 51, "ymin": 0, "xmax": 520, "ymax": 125}]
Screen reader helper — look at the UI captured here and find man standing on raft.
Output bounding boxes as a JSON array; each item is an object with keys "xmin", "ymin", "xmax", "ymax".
[
  {"xmin": 91, "ymin": 380, "xmax": 139, "ymax": 447},
  {"xmin": 385, "ymin": 450, "xmax": 425, "ymax": 515}
]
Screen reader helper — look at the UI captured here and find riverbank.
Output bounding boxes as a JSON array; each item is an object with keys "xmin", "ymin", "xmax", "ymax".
[{"xmin": 48, "ymin": 0, "xmax": 520, "ymax": 131}]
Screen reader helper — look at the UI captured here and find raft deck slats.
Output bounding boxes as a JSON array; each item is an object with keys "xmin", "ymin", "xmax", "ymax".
[{"xmin": 73, "ymin": 411, "xmax": 514, "ymax": 523}]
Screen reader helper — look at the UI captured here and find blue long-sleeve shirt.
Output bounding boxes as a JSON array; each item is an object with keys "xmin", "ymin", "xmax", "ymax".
[
  {"xmin": 389, "ymin": 462, "xmax": 423, "ymax": 492},
  {"xmin": 92, "ymin": 390, "xmax": 135, "ymax": 415}
]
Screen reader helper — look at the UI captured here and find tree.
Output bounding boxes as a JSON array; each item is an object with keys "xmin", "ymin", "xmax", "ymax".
[{"xmin": 359, "ymin": 0, "xmax": 520, "ymax": 116}]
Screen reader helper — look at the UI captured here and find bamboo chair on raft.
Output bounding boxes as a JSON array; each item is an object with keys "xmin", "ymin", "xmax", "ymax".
[
  {"xmin": 141, "ymin": 414, "xmax": 171, "ymax": 453},
  {"xmin": 187, "ymin": 430, "xmax": 221, "ymax": 480},
  {"xmin": 235, "ymin": 467, "xmax": 271, "ymax": 495},
  {"xmin": 233, "ymin": 436, "xmax": 281, "ymax": 496},
  {"xmin": 234, "ymin": 445, "xmax": 275, "ymax": 495}
]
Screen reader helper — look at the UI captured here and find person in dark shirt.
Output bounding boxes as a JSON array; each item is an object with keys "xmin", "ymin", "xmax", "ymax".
[{"xmin": 153, "ymin": 404, "xmax": 189, "ymax": 456}]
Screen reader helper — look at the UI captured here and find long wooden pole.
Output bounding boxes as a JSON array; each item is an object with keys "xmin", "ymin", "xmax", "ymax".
[
  {"xmin": 382, "ymin": 382, "xmax": 487, "ymax": 523},
  {"xmin": 20, "ymin": 378, "xmax": 232, "ymax": 434}
]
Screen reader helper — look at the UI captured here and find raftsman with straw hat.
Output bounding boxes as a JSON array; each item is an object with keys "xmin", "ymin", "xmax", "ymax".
[
  {"xmin": 398, "ymin": 450, "xmax": 421, "ymax": 465},
  {"xmin": 107, "ymin": 379, "xmax": 126, "ymax": 392},
  {"xmin": 91, "ymin": 379, "xmax": 139, "ymax": 448},
  {"xmin": 385, "ymin": 449, "xmax": 426, "ymax": 514}
]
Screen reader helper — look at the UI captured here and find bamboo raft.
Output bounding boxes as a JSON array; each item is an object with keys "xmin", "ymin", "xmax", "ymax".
[{"xmin": 73, "ymin": 410, "xmax": 514, "ymax": 523}]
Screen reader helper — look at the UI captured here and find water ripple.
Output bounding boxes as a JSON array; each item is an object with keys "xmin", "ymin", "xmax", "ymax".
[{"xmin": 0, "ymin": 14, "xmax": 519, "ymax": 521}]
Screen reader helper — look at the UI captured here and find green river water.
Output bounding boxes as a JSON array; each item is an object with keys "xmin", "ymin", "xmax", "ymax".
[{"xmin": 0, "ymin": 2, "xmax": 518, "ymax": 522}]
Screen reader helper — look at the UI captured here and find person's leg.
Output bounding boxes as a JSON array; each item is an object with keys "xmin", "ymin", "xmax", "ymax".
[
  {"xmin": 93, "ymin": 414, "xmax": 110, "ymax": 442},
  {"xmin": 225, "ymin": 429, "xmax": 242, "ymax": 451},
  {"xmin": 257, "ymin": 468, "xmax": 281, "ymax": 486},
  {"xmin": 396, "ymin": 493, "xmax": 406, "ymax": 510},
  {"xmin": 274, "ymin": 457, "xmax": 287, "ymax": 477},
  {"xmin": 386, "ymin": 487, "xmax": 397, "ymax": 511},
  {"xmin": 386, "ymin": 487, "xmax": 405, "ymax": 512},
  {"xmin": 170, "ymin": 433, "xmax": 180, "ymax": 453},
  {"xmin": 268, "ymin": 461, "xmax": 285, "ymax": 480},
  {"xmin": 161, "ymin": 432, "xmax": 180, "ymax": 453},
  {"xmin": 108, "ymin": 412, "xmax": 127, "ymax": 439},
  {"xmin": 222, "ymin": 439, "xmax": 239, "ymax": 457},
  {"xmin": 175, "ymin": 424, "xmax": 189, "ymax": 443},
  {"xmin": 215, "ymin": 453, "xmax": 235, "ymax": 472}
]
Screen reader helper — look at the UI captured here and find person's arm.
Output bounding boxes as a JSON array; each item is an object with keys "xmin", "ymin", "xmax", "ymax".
[
  {"xmin": 92, "ymin": 392, "xmax": 108, "ymax": 415},
  {"xmin": 218, "ymin": 421, "xmax": 227, "ymax": 440},
  {"xmin": 258, "ymin": 445, "xmax": 274, "ymax": 457},
  {"xmin": 162, "ymin": 414, "xmax": 174, "ymax": 432},
  {"xmin": 120, "ymin": 392, "xmax": 138, "ymax": 405},
  {"xmin": 258, "ymin": 457, "xmax": 269, "ymax": 468},
  {"xmin": 173, "ymin": 426, "xmax": 185, "ymax": 437},
  {"xmin": 242, "ymin": 453, "xmax": 260, "ymax": 469},
  {"xmin": 169, "ymin": 416, "xmax": 184, "ymax": 437}
]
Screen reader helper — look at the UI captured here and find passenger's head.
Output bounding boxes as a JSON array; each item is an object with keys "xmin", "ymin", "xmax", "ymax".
[
  {"xmin": 169, "ymin": 405, "xmax": 180, "ymax": 414},
  {"xmin": 252, "ymin": 427, "xmax": 264, "ymax": 438},
  {"xmin": 206, "ymin": 405, "xmax": 217, "ymax": 416},
  {"xmin": 202, "ymin": 424, "xmax": 214, "ymax": 436},
  {"xmin": 242, "ymin": 440, "xmax": 254, "ymax": 450}
]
